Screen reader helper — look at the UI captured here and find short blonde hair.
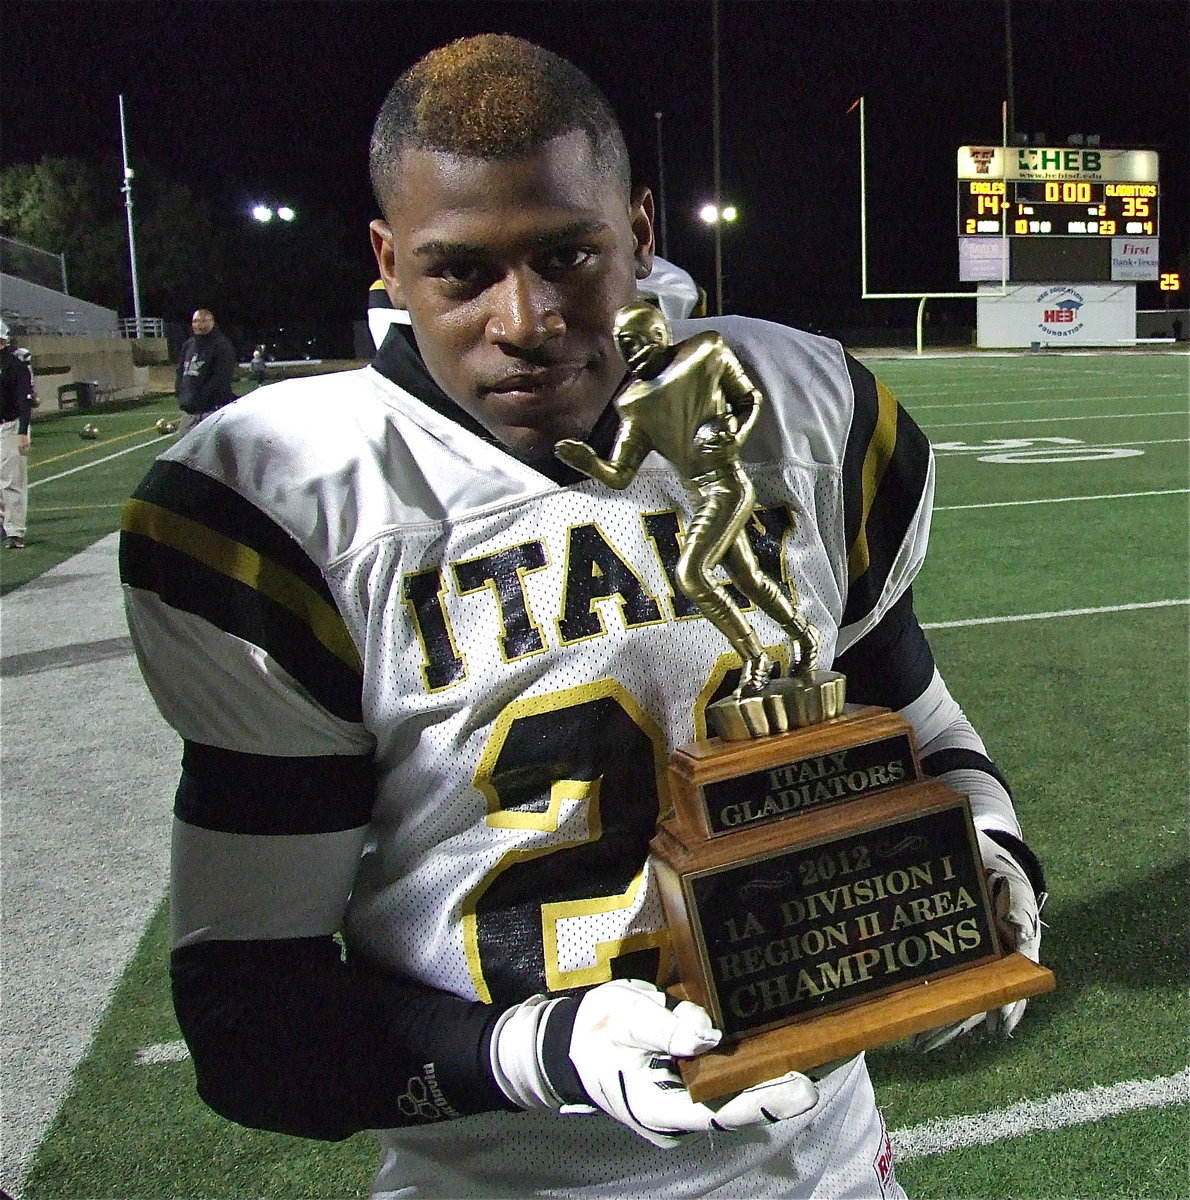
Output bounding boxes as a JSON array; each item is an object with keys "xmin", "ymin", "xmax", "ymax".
[{"xmin": 370, "ymin": 34, "xmax": 630, "ymax": 214}]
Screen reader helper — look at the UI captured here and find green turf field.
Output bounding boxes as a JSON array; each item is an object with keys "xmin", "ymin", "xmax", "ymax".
[{"xmin": 7, "ymin": 351, "xmax": 1189, "ymax": 1199}]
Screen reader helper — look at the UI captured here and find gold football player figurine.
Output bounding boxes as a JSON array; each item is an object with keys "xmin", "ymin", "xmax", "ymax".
[{"xmin": 556, "ymin": 300, "xmax": 820, "ymax": 702}]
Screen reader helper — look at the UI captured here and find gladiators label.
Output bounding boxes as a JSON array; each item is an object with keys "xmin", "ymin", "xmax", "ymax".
[
  {"xmin": 700, "ymin": 733, "xmax": 916, "ymax": 836},
  {"xmin": 684, "ymin": 804, "xmax": 998, "ymax": 1039}
]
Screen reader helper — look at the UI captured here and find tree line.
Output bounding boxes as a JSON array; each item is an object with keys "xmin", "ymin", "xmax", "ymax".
[{"xmin": 0, "ymin": 156, "xmax": 365, "ymax": 350}]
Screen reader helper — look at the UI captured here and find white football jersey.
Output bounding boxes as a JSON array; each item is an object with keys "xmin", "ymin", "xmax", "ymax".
[{"xmin": 123, "ymin": 315, "xmax": 927, "ymax": 1197}]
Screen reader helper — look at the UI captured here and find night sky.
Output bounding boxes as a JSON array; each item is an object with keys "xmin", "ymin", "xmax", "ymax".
[{"xmin": 5, "ymin": 0, "xmax": 1187, "ymax": 343}]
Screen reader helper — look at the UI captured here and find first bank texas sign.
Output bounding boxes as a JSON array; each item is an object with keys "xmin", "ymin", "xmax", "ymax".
[{"xmin": 1111, "ymin": 238, "xmax": 1159, "ymax": 282}]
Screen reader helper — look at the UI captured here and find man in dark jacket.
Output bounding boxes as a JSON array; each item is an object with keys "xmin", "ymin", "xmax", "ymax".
[{"xmin": 176, "ymin": 308, "xmax": 237, "ymax": 431}]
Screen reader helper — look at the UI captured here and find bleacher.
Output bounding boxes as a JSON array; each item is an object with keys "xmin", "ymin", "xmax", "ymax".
[{"xmin": 1, "ymin": 235, "xmax": 169, "ymax": 411}]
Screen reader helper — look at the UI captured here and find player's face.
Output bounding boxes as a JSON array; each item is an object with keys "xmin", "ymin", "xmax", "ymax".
[
  {"xmin": 371, "ymin": 131, "xmax": 654, "ymax": 462},
  {"xmin": 191, "ymin": 310, "xmax": 215, "ymax": 335}
]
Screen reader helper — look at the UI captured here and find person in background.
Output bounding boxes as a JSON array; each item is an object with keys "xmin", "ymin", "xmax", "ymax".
[
  {"xmin": 13, "ymin": 347, "xmax": 38, "ymax": 408},
  {"xmin": 249, "ymin": 345, "xmax": 268, "ymax": 388},
  {"xmin": 0, "ymin": 320, "xmax": 34, "ymax": 549},
  {"xmin": 121, "ymin": 34, "xmax": 1045, "ymax": 1200},
  {"xmin": 175, "ymin": 308, "xmax": 236, "ymax": 432}
]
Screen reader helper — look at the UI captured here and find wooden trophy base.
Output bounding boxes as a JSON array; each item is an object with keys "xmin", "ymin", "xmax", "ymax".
[
  {"xmin": 676, "ymin": 952, "xmax": 1054, "ymax": 1102},
  {"xmin": 651, "ymin": 706, "xmax": 1055, "ymax": 1103}
]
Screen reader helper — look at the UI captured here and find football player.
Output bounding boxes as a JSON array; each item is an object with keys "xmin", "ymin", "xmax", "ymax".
[{"xmin": 121, "ymin": 34, "xmax": 1044, "ymax": 1199}]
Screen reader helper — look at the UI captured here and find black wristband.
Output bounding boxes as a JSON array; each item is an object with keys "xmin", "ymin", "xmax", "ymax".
[{"xmin": 538, "ymin": 995, "xmax": 589, "ymax": 1106}]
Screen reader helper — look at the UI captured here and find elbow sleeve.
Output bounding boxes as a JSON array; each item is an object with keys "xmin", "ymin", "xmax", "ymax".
[{"xmin": 172, "ymin": 936, "xmax": 510, "ymax": 1141}]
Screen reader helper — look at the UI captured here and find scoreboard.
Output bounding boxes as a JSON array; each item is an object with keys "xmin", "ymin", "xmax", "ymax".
[
  {"xmin": 960, "ymin": 179, "xmax": 1158, "ymax": 238},
  {"xmin": 957, "ymin": 146, "xmax": 1160, "ymax": 282}
]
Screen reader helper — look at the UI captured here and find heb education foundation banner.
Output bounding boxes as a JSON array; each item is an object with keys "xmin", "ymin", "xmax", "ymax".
[{"xmin": 976, "ymin": 283, "xmax": 1136, "ymax": 347}]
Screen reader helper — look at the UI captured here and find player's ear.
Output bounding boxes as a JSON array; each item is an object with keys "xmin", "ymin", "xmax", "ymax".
[
  {"xmin": 370, "ymin": 219, "xmax": 407, "ymax": 309},
  {"xmin": 630, "ymin": 186, "xmax": 655, "ymax": 280}
]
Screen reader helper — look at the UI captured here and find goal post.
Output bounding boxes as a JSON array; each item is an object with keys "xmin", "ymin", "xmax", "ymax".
[{"xmin": 855, "ymin": 96, "xmax": 1009, "ymax": 354}]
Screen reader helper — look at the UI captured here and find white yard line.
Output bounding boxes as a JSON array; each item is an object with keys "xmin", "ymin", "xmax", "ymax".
[
  {"xmin": 923, "ymin": 599, "xmax": 1187, "ymax": 630},
  {"xmin": 934, "ymin": 488, "xmax": 1188, "ymax": 510},
  {"xmin": 911, "ymin": 392, "xmax": 1187, "ymax": 410},
  {"xmin": 921, "ymin": 411, "xmax": 1184, "ymax": 429},
  {"xmin": 29, "ymin": 436, "xmax": 167, "ymax": 489},
  {"xmin": 136, "ymin": 1041, "xmax": 191, "ymax": 1066},
  {"xmin": 891, "ymin": 1068, "xmax": 1190, "ymax": 1160},
  {"xmin": 130, "ymin": 1036, "xmax": 1188, "ymax": 1165}
]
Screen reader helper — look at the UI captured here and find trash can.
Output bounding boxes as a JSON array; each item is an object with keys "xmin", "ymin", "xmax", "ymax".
[{"xmin": 56, "ymin": 380, "xmax": 97, "ymax": 409}]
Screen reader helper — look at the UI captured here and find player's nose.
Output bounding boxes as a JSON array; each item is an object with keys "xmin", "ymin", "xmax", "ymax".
[{"xmin": 485, "ymin": 270, "xmax": 565, "ymax": 350}]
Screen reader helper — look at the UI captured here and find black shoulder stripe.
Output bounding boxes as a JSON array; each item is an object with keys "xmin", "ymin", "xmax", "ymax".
[
  {"xmin": 841, "ymin": 356, "xmax": 932, "ymax": 627},
  {"xmin": 176, "ymin": 741, "xmax": 375, "ymax": 835},
  {"xmin": 368, "ymin": 279, "xmax": 391, "ymax": 307},
  {"xmin": 129, "ymin": 459, "xmax": 332, "ymax": 604},
  {"xmin": 120, "ymin": 528, "xmax": 362, "ymax": 723},
  {"xmin": 841, "ymin": 354, "xmax": 882, "ymax": 556},
  {"xmin": 921, "ymin": 747, "xmax": 1015, "ymax": 800},
  {"xmin": 831, "ymin": 588, "xmax": 935, "ymax": 711}
]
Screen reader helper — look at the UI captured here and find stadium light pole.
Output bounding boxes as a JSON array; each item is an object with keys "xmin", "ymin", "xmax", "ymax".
[
  {"xmin": 711, "ymin": 0, "xmax": 724, "ymax": 314},
  {"xmin": 699, "ymin": 203, "xmax": 738, "ymax": 314},
  {"xmin": 118, "ymin": 95, "xmax": 144, "ymax": 338}
]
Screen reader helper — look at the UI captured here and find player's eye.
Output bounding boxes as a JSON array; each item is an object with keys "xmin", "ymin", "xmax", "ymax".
[
  {"xmin": 429, "ymin": 260, "xmax": 492, "ymax": 293},
  {"xmin": 540, "ymin": 246, "xmax": 596, "ymax": 274}
]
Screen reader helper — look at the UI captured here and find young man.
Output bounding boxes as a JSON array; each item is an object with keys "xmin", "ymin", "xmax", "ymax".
[{"xmin": 121, "ymin": 34, "xmax": 1044, "ymax": 1199}]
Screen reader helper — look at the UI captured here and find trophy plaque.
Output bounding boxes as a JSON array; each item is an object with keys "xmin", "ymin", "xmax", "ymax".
[{"xmin": 558, "ymin": 301, "xmax": 1054, "ymax": 1102}]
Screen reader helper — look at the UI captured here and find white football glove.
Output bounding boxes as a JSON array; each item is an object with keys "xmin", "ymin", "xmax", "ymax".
[
  {"xmin": 490, "ymin": 978, "xmax": 818, "ymax": 1148},
  {"xmin": 914, "ymin": 829, "xmax": 1045, "ymax": 1052}
]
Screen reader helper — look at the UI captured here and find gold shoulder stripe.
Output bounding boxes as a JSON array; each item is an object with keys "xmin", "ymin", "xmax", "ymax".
[
  {"xmin": 123, "ymin": 498, "xmax": 362, "ymax": 673},
  {"xmin": 846, "ymin": 379, "xmax": 899, "ymax": 584}
]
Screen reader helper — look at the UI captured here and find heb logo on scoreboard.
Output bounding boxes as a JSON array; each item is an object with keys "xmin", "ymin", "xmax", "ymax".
[{"xmin": 1038, "ymin": 287, "xmax": 1086, "ymax": 336}]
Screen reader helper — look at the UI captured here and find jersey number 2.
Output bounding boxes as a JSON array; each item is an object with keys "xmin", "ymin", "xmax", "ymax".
[{"xmin": 462, "ymin": 680, "xmax": 670, "ymax": 1006}]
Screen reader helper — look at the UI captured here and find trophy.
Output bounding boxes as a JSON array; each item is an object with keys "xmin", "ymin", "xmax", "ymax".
[{"xmin": 557, "ymin": 301, "xmax": 1053, "ymax": 1102}]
